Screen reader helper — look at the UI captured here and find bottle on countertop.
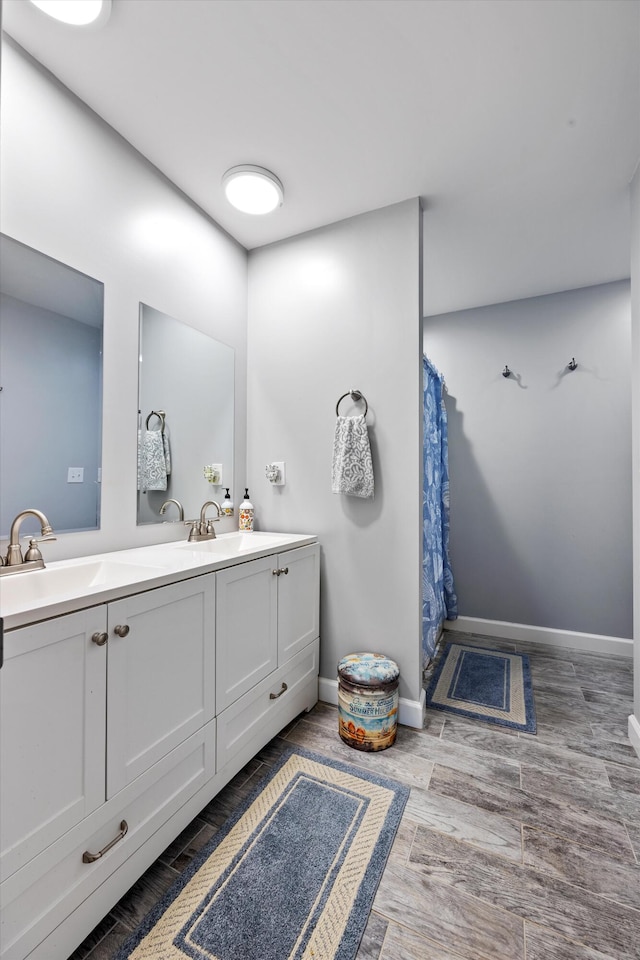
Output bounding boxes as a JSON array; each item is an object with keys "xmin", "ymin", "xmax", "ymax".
[
  {"xmin": 222, "ymin": 488, "xmax": 234, "ymax": 517},
  {"xmin": 239, "ymin": 488, "xmax": 254, "ymax": 531}
]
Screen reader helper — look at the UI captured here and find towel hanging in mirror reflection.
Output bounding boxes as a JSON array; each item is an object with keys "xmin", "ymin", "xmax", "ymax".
[{"xmin": 138, "ymin": 410, "xmax": 171, "ymax": 490}]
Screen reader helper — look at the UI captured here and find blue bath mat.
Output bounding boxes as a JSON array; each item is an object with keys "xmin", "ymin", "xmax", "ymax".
[
  {"xmin": 114, "ymin": 746, "xmax": 409, "ymax": 960},
  {"xmin": 426, "ymin": 642, "xmax": 536, "ymax": 733}
]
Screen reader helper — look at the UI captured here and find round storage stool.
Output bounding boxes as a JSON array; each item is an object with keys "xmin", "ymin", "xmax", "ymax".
[{"xmin": 337, "ymin": 653, "xmax": 400, "ymax": 751}]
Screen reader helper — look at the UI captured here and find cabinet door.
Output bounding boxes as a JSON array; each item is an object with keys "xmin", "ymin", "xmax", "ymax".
[
  {"xmin": 0, "ymin": 609, "xmax": 107, "ymax": 880},
  {"xmin": 216, "ymin": 555, "xmax": 278, "ymax": 713},
  {"xmin": 277, "ymin": 544, "xmax": 320, "ymax": 662},
  {"xmin": 106, "ymin": 574, "xmax": 215, "ymax": 798}
]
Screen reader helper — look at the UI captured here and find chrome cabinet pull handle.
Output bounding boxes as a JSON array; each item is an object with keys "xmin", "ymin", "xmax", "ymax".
[
  {"xmin": 281, "ymin": 567, "xmax": 289, "ymax": 575},
  {"xmin": 91, "ymin": 632, "xmax": 108, "ymax": 646},
  {"xmin": 272, "ymin": 569, "xmax": 281, "ymax": 576},
  {"xmin": 113, "ymin": 624, "xmax": 130, "ymax": 638},
  {"xmin": 82, "ymin": 820, "xmax": 128, "ymax": 863},
  {"xmin": 269, "ymin": 682, "xmax": 288, "ymax": 700}
]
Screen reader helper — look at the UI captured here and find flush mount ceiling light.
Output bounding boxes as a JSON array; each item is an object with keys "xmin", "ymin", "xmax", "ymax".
[
  {"xmin": 222, "ymin": 165, "xmax": 284, "ymax": 215},
  {"xmin": 29, "ymin": 0, "xmax": 112, "ymax": 27}
]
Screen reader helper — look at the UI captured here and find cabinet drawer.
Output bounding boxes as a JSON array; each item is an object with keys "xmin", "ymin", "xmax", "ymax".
[
  {"xmin": 217, "ymin": 639, "xmax": 319, "ymax": 773},
  {"xmin": 0, "ymin": 722, "xmax": 215, "ymax": 960}
]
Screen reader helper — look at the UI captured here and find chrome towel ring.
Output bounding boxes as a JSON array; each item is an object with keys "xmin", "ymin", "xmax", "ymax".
[
  {"xmin": 145, "ymin": 410, "xmax": 166, "ymax": 432},
  {"xmin": 336, "ymin": 389, "xmax": 368, "ymax": 418}
]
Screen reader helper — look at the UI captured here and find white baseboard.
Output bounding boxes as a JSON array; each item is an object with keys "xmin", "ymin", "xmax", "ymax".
[
  {"xmin": 629, "ymin": 714, "xmax": 640, "ymax": 761},
  {"xmin": 318, "ymin": 677, "xmax": 425, "ymax": 730},
  {"xmin": 445, "ymin": 617, "xmax": 633, "ymax": 658}
]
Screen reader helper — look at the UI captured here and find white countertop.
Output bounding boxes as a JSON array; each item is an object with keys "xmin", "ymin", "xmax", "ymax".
[{"xmin": 0, "ymin": 531, "xmax": 318, "ymax": 631}]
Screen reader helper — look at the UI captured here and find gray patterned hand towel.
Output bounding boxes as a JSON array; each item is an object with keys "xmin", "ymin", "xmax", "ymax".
[
  {"xmin": 139, "ymin": 429, "xmax": 168, "ymax": 491},
  {"xmin": 332, "ymin": 414, "xmax": 374, "ymax": 498}
]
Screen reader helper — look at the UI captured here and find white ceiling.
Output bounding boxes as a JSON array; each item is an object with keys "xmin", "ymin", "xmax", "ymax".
[{"xmin": 2, "ymin": 0, "xmax": 639, "ymax": 315}]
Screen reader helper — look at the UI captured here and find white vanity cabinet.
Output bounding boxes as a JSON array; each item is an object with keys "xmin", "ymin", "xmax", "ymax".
[
  {"xmin": 0, "ymin": 609, "xmax": 107, "ymax": 882},
  {"xmin": 0, "ymin": 534, "xmax": 319, "ymax": 960},
  {"xmin": 1, "ymin": 577, "xmax": 217, "ymax": 960},
  {"xmin": 216, "ymin": 545, "xmax": 319, "ymax": 712},
  {"xmin": 215, "ymin": 544, "xmax": 320, "ymax": 773}
]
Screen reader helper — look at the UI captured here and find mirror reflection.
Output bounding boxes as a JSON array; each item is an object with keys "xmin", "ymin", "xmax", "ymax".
[
  {"xmin": 0, "ymin": 235, "xmax": 103, "ymax": 538},
  {"xmin": 137, "ymin": 303, "xmax": 234, "ymax": 525}
]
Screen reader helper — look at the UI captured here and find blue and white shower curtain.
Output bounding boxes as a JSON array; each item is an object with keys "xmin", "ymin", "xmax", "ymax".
[{"xmin": 423, "ymin": 356, "xmax": 457, "ymax": 667}]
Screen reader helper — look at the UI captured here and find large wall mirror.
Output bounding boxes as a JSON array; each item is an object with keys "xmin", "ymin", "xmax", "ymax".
[
  {"xmin": 0, "ymin": 235, "xmax": 103, "ymax": 538},
  {"xmin": 137, "ymin": 303, "xmax": 234, "ymax": 526}
]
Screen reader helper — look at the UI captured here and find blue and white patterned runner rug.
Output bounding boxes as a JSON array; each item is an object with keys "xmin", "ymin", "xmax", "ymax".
[
  {"xmin": 426, "ymin": 642, "xmax": 537, "ymax": 733},
  {"xmin": 115, "ymin": 747, "xmax": 409, "ymax": 960}
]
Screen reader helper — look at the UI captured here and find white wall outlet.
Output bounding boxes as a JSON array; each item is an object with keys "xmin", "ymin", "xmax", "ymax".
[
  {"xmin": 266, "ymin": 461, "xmax": 286, "ymax": 485},
  {"xmin": 68, "ymin": 467, "xmax": 84, "ymax": 483}
]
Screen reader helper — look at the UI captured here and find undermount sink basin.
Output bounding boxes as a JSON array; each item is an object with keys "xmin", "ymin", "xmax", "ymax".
[
  {"xmin": 176, "ymin": 531, "xmax": 296, "ymax": 555},
  {"xmin": 0, "ymin": 558, "xmax": 166, "ymax": 610}
]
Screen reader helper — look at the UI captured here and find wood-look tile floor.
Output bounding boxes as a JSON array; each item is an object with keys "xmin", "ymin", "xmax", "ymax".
[{"xmin": 69, "ymin": 632, "xmax": 639, "ymax": 960}]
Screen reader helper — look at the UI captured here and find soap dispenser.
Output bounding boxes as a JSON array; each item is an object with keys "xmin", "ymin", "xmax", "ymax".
[
  {"xmin": 239, "ymin": 488, "xmax": 254, "ymax": 531},
  {"xmin": 222, "ymin": 488, "xmax": 234, "ymax": 517}
]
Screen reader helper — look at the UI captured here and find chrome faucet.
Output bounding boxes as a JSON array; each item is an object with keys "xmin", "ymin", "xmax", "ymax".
[
  {"xmin": 1, "ymin": 509, "xmax": 57, "ymax": 575},
  {"xmin": 186, "ymin": 500, "xmax": 222, "ymax": 542},
  {"xmin": 160, "ymin": 499, "xmax": 185, "ymax": 522}
]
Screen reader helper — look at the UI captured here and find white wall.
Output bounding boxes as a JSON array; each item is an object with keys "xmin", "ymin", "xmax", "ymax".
[
  {"xmin": 631, "ymin": 166, "xmax": 640, "ymax": 751},
  {"xmin": 0, "ymin": 40, "xmax": 247, "ymax": 560},
  {"xmin": 247, "ymin": 200, "xmax": 424, "ymax": 705},
  {"xmin": 425, "ymin": 281, "xmax": 633, "ymax": 641}
]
